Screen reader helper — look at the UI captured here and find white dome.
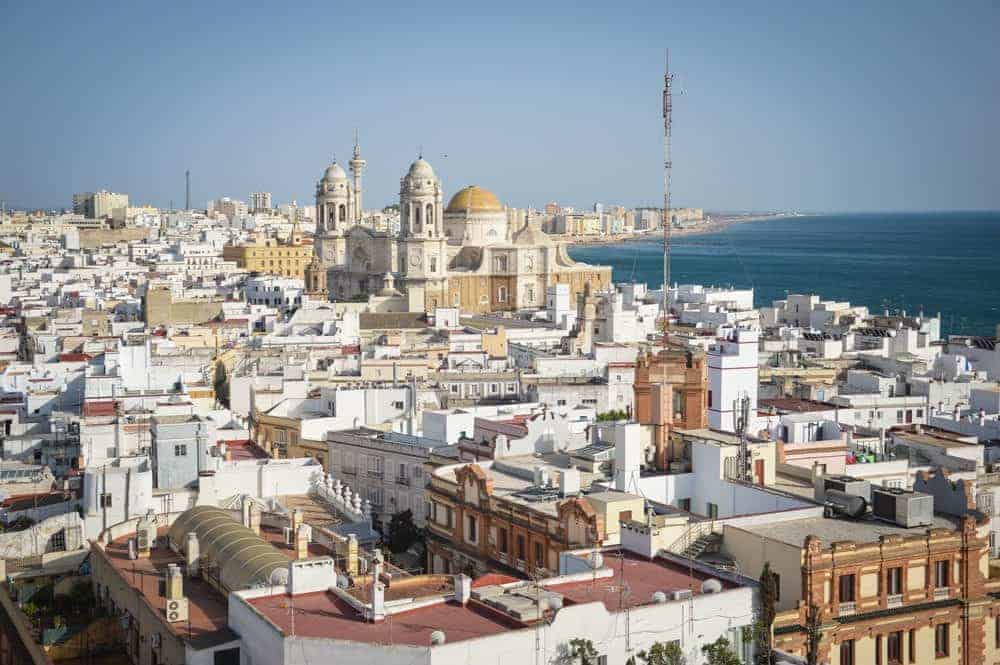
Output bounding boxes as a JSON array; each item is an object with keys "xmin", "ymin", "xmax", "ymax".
[
  {"xmin": 323, "ymin": 162, "xmax": 348, "ymax": 182},
  {"xmin": 408, "ymin": 158, "xmax": 435, "ymax": 179}
]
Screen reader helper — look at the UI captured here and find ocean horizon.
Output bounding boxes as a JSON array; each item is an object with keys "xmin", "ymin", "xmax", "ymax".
[{"xmin": 567, "ymin": 211, "xmax": 1000, "ymax": 337}]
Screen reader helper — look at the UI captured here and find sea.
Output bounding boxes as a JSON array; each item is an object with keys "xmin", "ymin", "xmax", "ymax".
[{"xmin": 567, "ymin": 211, "xmax": 1000, "ymax": 337}]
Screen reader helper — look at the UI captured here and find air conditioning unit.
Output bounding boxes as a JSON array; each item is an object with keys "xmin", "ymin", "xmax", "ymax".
[
  {"xmin": 871, "ymin": 487, "xmax": 933, "ymax": 528},
  {"xmin": 672, "ymin": 589, "xmax": 693, "ymax": 601},
  {"xmin": 165, "ymin": 598, "xmax": 188, "ymax": 623},
  {"xmin": 815, "ymin": 475, "xmax": 871, "ymax": 503}
]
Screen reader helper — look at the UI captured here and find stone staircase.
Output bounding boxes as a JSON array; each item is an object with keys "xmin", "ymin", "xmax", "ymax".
[{"xmin": 681, "ymin": 532, "xmax": 721, "ymax": 560}]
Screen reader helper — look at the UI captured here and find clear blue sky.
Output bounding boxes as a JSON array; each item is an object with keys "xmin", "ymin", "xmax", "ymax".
[{"xmin": 2, "ymin": 0, "xmax": 997, "ymax": 212}]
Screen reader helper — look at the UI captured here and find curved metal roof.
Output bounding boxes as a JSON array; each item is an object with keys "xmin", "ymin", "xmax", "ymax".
[{"xmin": 168, "ymin": 505, "xmax": 289, "ymax": 592}]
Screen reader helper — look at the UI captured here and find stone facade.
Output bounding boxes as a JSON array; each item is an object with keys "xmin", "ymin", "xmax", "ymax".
[
  {"xmin": 425, "ymin": 463, "xmax": 604, "ymax": 578},
  {"xmin": 222, "ymin": 226, "xmax": 311, "ymax": 280},
  {"xmin": 633, "ymin": 345, "xmax": 709, "ymax": 469},
  {"xmin": 773, "ymin": 516, "xmax": 1000, "ymax": 665},
  {"xmin": 312, "ymin": 145, "xmax": 611, "ymax": 313}
]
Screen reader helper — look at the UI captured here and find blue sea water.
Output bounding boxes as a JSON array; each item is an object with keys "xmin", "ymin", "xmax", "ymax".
[{"xmin": 567, "ymin": 212, "xmax": 1000, "ymax": 337}]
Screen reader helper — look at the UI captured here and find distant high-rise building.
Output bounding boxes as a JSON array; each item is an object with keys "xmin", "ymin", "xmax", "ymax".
[
  {"xmin": 249, "ymin": 192, "xmax": 272, "ymax": 212},
  {"xmin": 544, "ymin": 201, "xmax": 560, "ymax": 215},
  {"xmin": 72, "ymin": 191, "xmax": 129, "ymax": 222},
  {"xmin": 208, "ymin": 197, "xmax": 248, "ymax": 221}
]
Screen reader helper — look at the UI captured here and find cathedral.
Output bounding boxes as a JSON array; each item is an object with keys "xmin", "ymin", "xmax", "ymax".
[{"xmin": 306, "ymin": 139, "xmax": 611, "ymax": 314}]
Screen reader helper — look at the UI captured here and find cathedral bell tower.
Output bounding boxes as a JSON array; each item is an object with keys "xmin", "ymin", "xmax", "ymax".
[
  {"xmin": 349, "ymin": 131, "xmax": 366, "ymax": 224},
  {"xmin": 314, "ymin": 158, "xmax": 353, "ymax": 268},
  {"xmin": 399, "ymin": 157, "xmax": 447, "ymax": 312}
]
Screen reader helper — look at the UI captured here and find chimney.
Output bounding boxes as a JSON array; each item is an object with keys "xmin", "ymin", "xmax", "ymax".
[
  {"xmin": 613, "ymin": 423, "xmax": 641, "ymax": 492},
  {"xmin": 559, "ymin": 466, "xmax": 581, "ymax": 497},
  {"xmin": 185, "ymin": 533, "xmax": 200, "ymax": 576},
  {"xmin": 241, "ymin": 496, "xmax": 252, "ymax": 529},
  {"xmin": 454, "ymin": 574, "xmax": 472, "ymax": 605},
  {"xmin": 371, "ymin": 551, "xmax": 384, "ymax": 583},
  {"xmin": 345, "ymin": 534, "xmax": 359, "ymax": 575},
  {"xmin": 369, "ymin": 581, "xmax": 386, "ymax": 621},
  {"xmin": 247, "ymin": 503, "xmax": 261, "ymax": 535},
  {"xmin": 291, "ymin": 508, "xmax": 304, "ymax": 533},
  {"xmin": 165, "ymin": 564, "xmax": 184, "ymax": 600},
  {"xmin": 295, "ymin": 524, "xmax": 312, "ymax": 560}
]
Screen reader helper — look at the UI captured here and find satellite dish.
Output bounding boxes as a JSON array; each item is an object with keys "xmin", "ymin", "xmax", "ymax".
[{"xmin": 701, "ymin": 579, "xmax": 723, "ymax": 594}]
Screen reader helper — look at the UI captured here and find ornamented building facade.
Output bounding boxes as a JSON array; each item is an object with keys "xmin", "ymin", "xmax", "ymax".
[{"xmin": 309, "ymin": 141, "xmax": 611, "ymax": 313}]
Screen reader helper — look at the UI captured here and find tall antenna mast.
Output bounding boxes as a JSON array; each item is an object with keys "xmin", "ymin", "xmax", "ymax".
[{"xmin": 662, "ymin": 50, "xmax": 674, "ymax": 341}]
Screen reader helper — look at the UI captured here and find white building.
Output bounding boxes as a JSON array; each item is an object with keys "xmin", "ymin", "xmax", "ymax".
[
  {"xmin": 708, "ymin": 327, "xmax": 759, "ymax": 432},
  {"xmin": 245, "ymin": 276, "xmax": 304, "ymax": 310}
]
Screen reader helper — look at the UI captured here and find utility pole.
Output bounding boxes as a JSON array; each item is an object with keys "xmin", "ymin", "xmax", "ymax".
[{"xmin": 661, "ymin": 49, "xmax": 675, "ymax": 341}]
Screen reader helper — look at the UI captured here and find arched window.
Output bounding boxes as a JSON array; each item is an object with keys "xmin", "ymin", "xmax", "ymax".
[
  {"xmin": 338, "ymin": 204, "xmax": 346, "ymax": 222},
  {"xmin": 426, "ymin": 203, "xmax": 433, "ymax": 224},
  {"xmin": 414, "ymin": 204, "xmax": 422, "ymax": 232}
]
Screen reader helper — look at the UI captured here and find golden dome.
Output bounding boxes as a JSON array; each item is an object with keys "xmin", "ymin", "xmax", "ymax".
[{"xmin": 445, "ymin": 185, "xmax": 503, "ymax": 213}]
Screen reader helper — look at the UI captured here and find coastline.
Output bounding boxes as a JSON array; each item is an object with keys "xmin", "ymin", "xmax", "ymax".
[{"xmin": 557, "ymin": 212, "xmax": 793, "ymax": 246}]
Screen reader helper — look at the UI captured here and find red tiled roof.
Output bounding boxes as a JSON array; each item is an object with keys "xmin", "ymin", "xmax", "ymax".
[
  {"xmin": 224, "ymin": 439, "xmax": 269, "ymax": 461},
  {"xmin": 59, "ymin": 353, "xmax": 93, "ymax": 362},
  {"xmin": 83, "ymin": 400, "xmax": 117, "ymax": 416},
  {"xmin": 544, "ymin": 552, "xmax": 729, "ymax": 611},
  {"xmin": 100, "ymin": 530, "xmax": 230, "ymax": 643},
  {"xmin": 471, "ymin": 573, "xmax": 520, "ymax": 588},
  {"xmin": 474, "ymin": 417, "xmax": 528, "ymax": 439},
  {"xmin": 248, "ymin": 593, "xmax": 520, "ymax": 645},
  {"xmin": 2, "ymin": 492, "xmax": 72, "ymax": 510}
]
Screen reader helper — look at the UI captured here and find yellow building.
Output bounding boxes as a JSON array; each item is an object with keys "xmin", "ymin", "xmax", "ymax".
[{"xmin": 223, "ymin": 227, "xmax": 312, "ymax": 279}]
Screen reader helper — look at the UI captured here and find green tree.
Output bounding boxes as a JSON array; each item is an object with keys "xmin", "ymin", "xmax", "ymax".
[
  {"xmin": 386, "ymin": 509, "xmax": 421, "ymax": 554},
  {"xmin": 214, "ymin": 362, "xmax": 230, "ymax": 408},
  {"xmin": 701, "ymin": 637, "xmax": 741, "ymax": 665},
  {"xmin": 568, "ymin": 638, "xmax": 600, "ymax": 665},
  {"xmin": 755, "ymin": 562, "xmax": 778, "ymax": 665},
  {"xmin": 637, "ymin": 640, "xmax": 686, "ymax": 665},
  {"xmin": 596, "ymin": 410, "xmax": 628, "ymax": 422},
  {"xmin": 805, "ymin": 604, "xmax": 822, "ymax": 665}
]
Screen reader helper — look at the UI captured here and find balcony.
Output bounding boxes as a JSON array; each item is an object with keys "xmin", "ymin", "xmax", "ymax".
[
  {"xmin": 933, "ymin": 587, "xmax": 950, "ymax": 601},
  {"xmin": 341, "ymin": 466, "xmax": 357, "ymax": 476},
  {"xmin": 395, "ymin": 476, "xmax": 411, "ymax": 487},
  {"xmin": 887, "ymin": 594, "xmax": 903, "ymax": 609},
  {"xmin": 838, "ymin": 601, "xmax": 856, "ymax": 617},
  {"xmin": 367, "ymin": 469, "xmax": 384, "ymax": 479}
]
